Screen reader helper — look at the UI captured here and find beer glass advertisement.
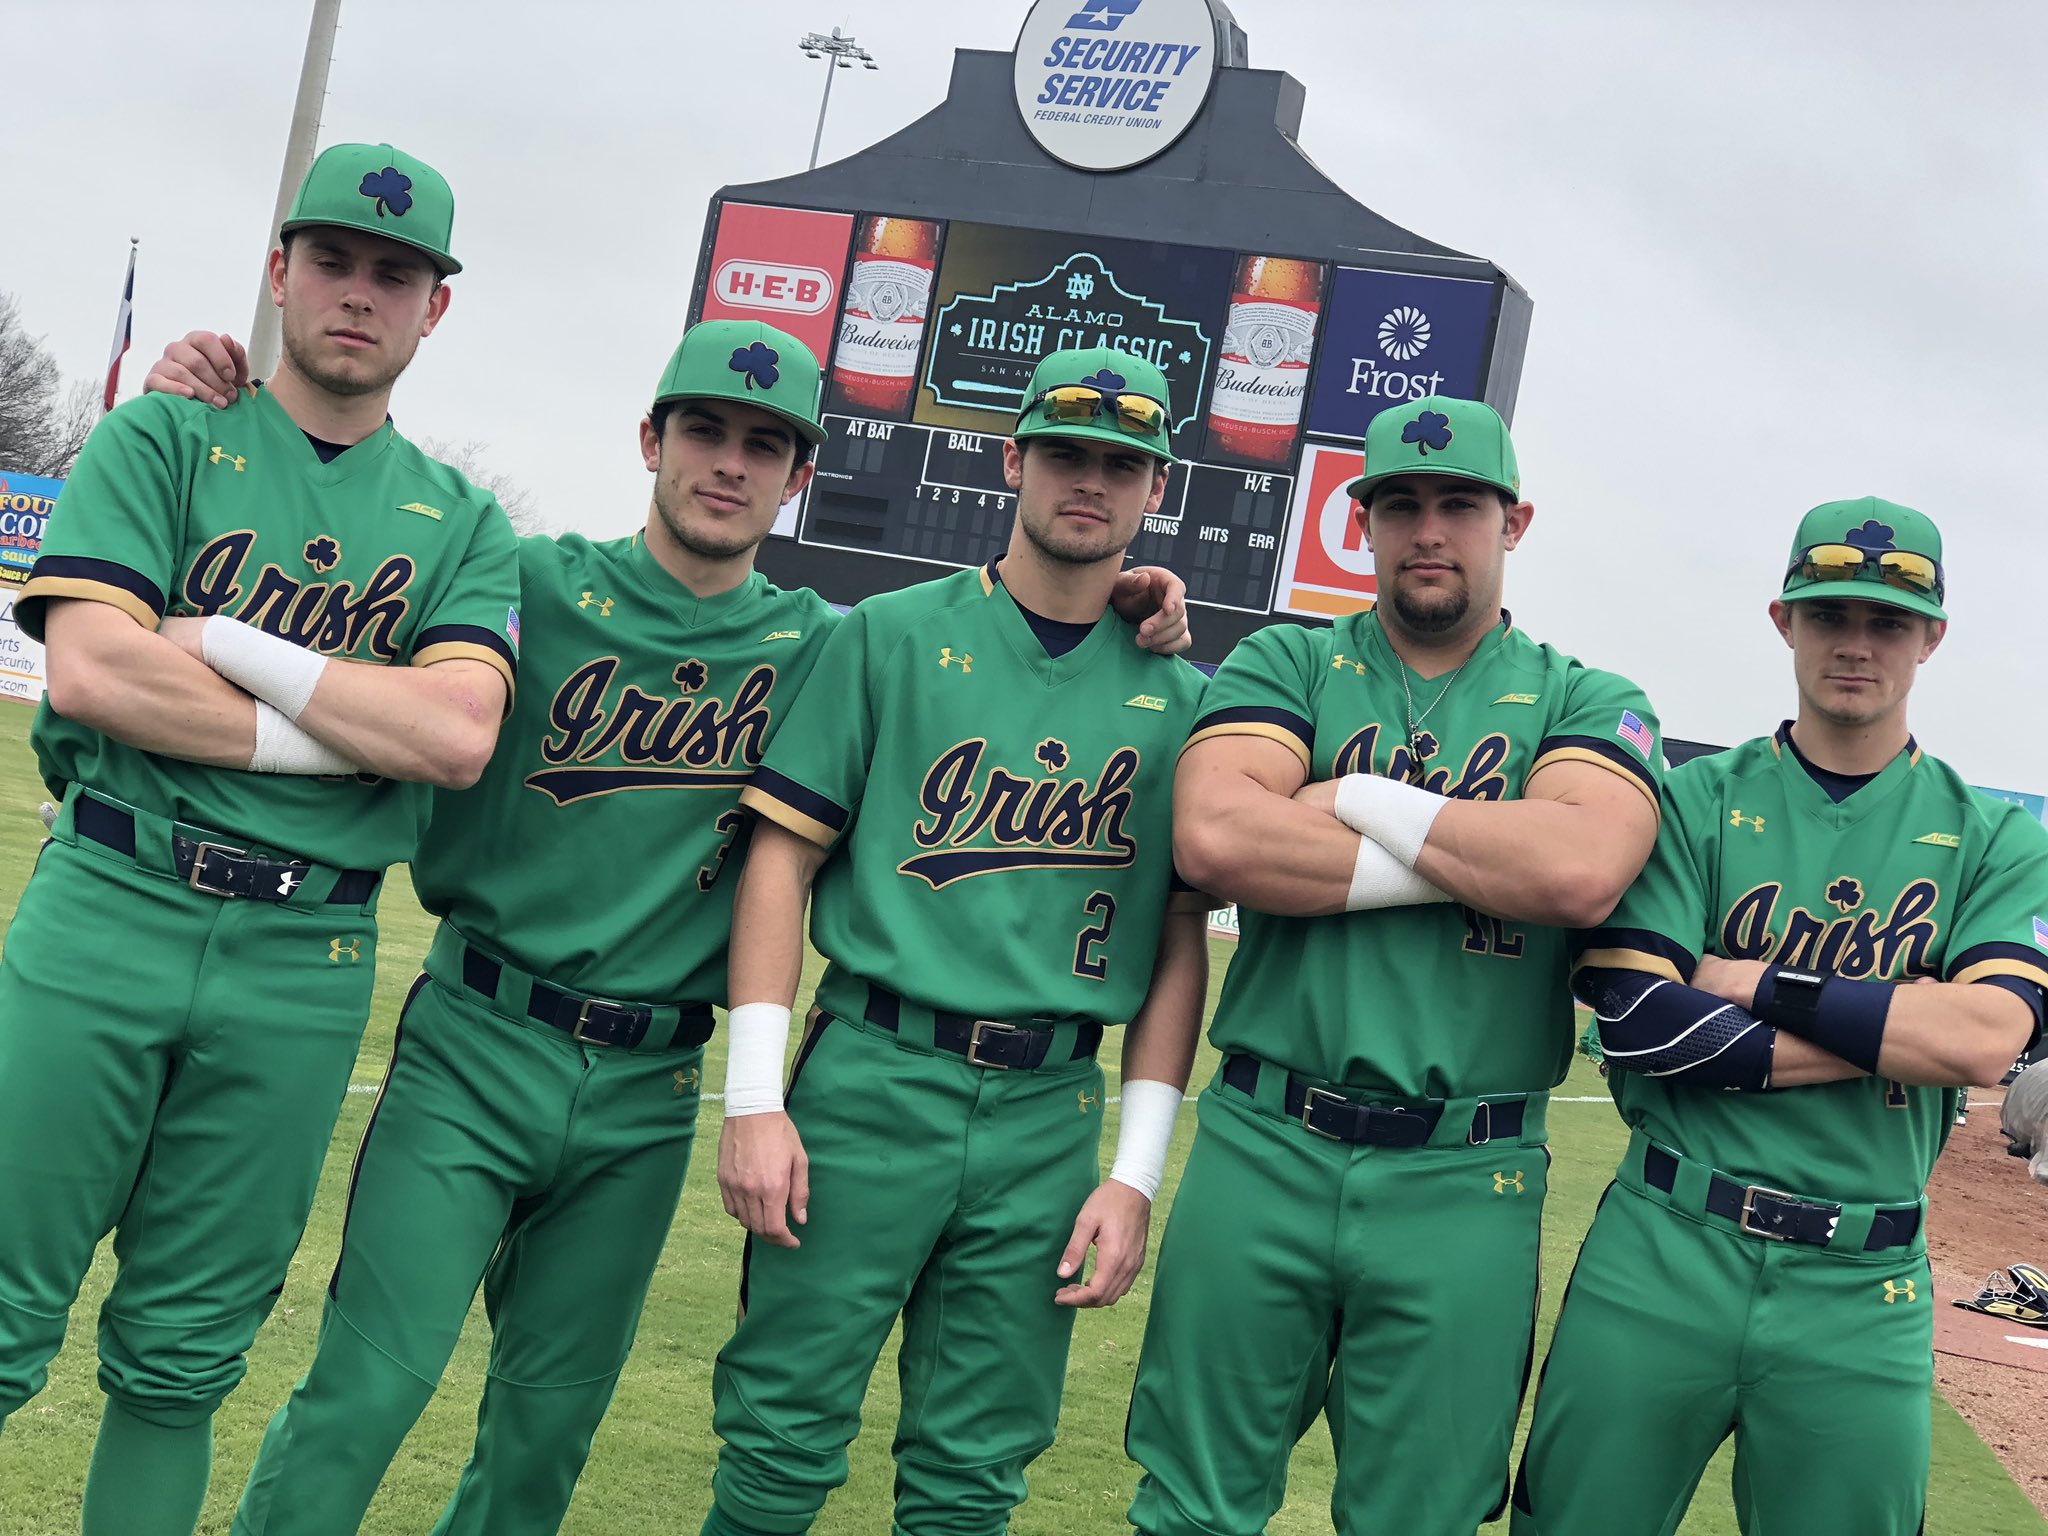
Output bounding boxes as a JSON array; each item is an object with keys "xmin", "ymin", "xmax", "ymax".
[
  {"xmin": 915, "ymin": 224, "xmax": 1233, "ymax": 439},
  {"xmin": 825, "ymin": 213, "xmax": 947, "ymax": 422}
]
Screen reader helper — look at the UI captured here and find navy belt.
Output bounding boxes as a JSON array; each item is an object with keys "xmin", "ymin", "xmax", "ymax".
[
  {"xmin": 459, "ymin": 945, "xmax": 714, "ymax": 1052},
  {"xmin": 1222, "ymin": 1053, "xmax": 1526, "ymax": 1147},
  {"xmin": 75, "ymin": 795, "xmax": 379, "ymax": 905},
  {"xmin": 863, "ymin": 986, "xmax": 1103, "ymax": 1070},
  {"xmin": 1642, "ymin": 1143, "xmax": 1921, "ymax": 1251}
]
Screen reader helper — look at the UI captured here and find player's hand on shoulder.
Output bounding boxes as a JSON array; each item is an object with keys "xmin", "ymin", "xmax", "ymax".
[
  {"xmin": 1112, "ymin": 566, "xmax": 1192, "ymax": 655},
  {"xmin": 142, "ymin": 331, "xmax": 249, "ymax": 410},
  {"xmin": 1693, "ymin": 954, "xmax": 1770, "ymax": 1010},
  {"xmin": 717, "ymin": 1110, "xmax": 810, "ymax": 1248},
  {"xmin": 1054, "ymin": 1178, "xmax": 1153, "ymax": 1309}
]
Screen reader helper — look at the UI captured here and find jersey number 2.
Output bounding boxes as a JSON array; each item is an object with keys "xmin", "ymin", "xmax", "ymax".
[{"xmin": 1073, "ymin": 891, "xmax": 1117, "ymax": 981}]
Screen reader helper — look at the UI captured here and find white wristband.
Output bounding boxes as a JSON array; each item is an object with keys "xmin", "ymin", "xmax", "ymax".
[
  {"xmin": 1346, "ymin": 833, "xmax": 1453, "ymax": 911},
  {"xmin": 1331, "ymin": 772, "xmax": 1446, "ymax": 867},
  {"xmin": 1107, "ymin": 1078, "xmax": 1184, "ymax": 1201},
  {"xmin": 723, "ymin": 1002, "xmax": 793, "ymax": 1117},
  {"xmin": 202, "ymin": 616, "xmax": 328, "ymax": 719},
  {"xmin": 249, "ymin": 701, "xmax": 362, "ymax": 776}
]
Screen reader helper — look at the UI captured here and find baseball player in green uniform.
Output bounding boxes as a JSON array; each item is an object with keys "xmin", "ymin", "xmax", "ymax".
[
  {"xmin": 704, "ymin": 346, "xmax": 1211, "ymax": 1536},
  {"xmin": 135, "ymin": 321, "xmax": 1193, "ymax": 1533},
  {"xmin": 1511, "ymin": 498, "xmax": 2048, "ymax": 1536},
  {"xmin": 1125, "ymin": 396, "xmax": 1666, "ymax": 1535},
  {"xmin": 0, "ymin": 143, "xmax": 518, "ymax": 1536}
]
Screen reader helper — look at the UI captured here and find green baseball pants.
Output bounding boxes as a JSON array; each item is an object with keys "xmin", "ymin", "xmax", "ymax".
[
  {"xmin": 1125, "ymin": 1061, "xmax": 1551, "ymax": 1536},
  {"xmin": 1510, "ymin": 1134, "xmax": 1934, "ymax": 1536},
  {"xmin": 702, "ymin": 1004, "xmax": 1106, "ymax": 1536},
  {"xmin": 232, "ymin": 939, "xmax": 708, "ymax": 1536}
]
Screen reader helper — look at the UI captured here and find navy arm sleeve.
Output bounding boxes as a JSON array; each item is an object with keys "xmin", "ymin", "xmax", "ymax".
[{"xmin": 1574, "ymin": 966, "xmax": 1777, "ymax": 1091}]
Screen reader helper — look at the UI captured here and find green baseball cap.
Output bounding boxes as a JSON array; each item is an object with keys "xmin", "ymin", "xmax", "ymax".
[
  {"xmin": 1346, "ymin": 395, "xmax": 1520, "ymax": 503},
  {"xmin": 1777, "ymin": 496, "xmax": 1947, "ymax": 621},
  {"xmin": 1011, "ymin": 346, "xmax": 1178, "ymax": 463},
  {"xmin": 279, "ymin": 143, "xmax": 461, "ymax": 275},
  {"xmin": 650, "ymin": 320, "xmax": 827, "ymax": 447}
]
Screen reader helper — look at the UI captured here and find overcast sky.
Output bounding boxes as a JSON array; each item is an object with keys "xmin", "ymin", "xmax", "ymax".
[{"xmin": 6, "ymin": 0, "xmax": 2044, "ymax": 788}]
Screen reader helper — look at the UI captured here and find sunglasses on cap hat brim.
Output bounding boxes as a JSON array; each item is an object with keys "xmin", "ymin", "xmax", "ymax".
[
  {"xmin": 1786, "ymin": 543, "xmax": 1944, "ymax": 603},
  {"xmin": 1027, "ymin": 384, "xmax": 1169, "ymax": 439}
]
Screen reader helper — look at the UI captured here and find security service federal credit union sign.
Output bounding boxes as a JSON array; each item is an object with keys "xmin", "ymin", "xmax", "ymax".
[{"xmin": 1013, "ymin": 0, "xmax": 1222, "ymax": 172}]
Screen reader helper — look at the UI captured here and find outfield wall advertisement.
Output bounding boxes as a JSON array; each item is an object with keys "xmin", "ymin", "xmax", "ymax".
[{"xmin": 0, "ymin": 474, "xmax": 54, "ymax": 704}]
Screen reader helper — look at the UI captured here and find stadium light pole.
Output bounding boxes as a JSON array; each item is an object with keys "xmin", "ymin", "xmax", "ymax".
[
  {"xmin": 800, "ymin": 26, "xmax": 879, "ymax": 171},
  {"xmin": 248, "ymin": 0, "xmax": 343, "ymax": 381}
]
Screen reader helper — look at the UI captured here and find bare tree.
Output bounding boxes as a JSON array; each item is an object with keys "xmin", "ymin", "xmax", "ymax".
[
  {"xmin": 0, "ymin": 293, "xmax": 96, "ymax": 479},
  {"xmin": 418, "ymin": 436, "xmax": 549, "ymax": 535}
]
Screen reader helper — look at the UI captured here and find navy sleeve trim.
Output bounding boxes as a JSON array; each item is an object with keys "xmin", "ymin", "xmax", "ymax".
[
  {"xmin": 1535, "ymin": 734, "xmax": 1658, "ymax": 795},
  {"xmin": 413, "ymin": 623, "xmax": 517, "ymax": 674},
  {"xmin": 750, "ymin": 765, "xmax": 848, "ymax": 835}
]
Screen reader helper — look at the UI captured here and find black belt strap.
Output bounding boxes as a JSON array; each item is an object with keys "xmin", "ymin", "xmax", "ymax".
[
  {"xmin": 1221, "ymin": 1053, "xmax": 1525, "ymax": 1147},
  {"xmin": 1642, "ymin": 1144, "xmax": 1921, "ymax": 1251},
  {"xmin": 75, "ymin": 796, "xmax": 379, "ymax": 905},
  {"xmin": 460, "ymin": 946, "xmax": 714, "ymax": 1051},
  {"xmin": 864, "ymin": 986, "xmax": 1103, "ymax": 1069}
]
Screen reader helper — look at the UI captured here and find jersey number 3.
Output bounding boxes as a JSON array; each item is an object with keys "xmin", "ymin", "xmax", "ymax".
[{"xmin": 1073, "ymin": 891, "xmax": 1117, "ymax": 981}]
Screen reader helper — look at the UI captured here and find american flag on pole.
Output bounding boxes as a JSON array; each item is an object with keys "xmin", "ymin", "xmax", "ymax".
[{"xmin": 103, "ymin": 241, "xmax": 137, "ymax": 413}]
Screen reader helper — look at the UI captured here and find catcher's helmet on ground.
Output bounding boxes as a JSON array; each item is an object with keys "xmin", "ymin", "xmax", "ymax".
[{"xmin": 1953, "ymin": 1264, "xmax": 2048, "ymax": 1328}]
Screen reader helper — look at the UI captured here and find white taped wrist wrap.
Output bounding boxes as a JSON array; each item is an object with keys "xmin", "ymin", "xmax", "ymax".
[
  {"xmin": 724, "ymin": 1002, "xmax": 793, "ymax": 1117},
  {"xmin": 1107, "ymin": 1078, "xmax": 1183, "ymax": 1200},
  {"xmin": 202, "ymin": 616, "xmax": 328, "ymax": 719},
  {"xmin": 1346, "ymin": 833, "xmax": 1453, "ymax": 911},
  {"xmin": 1332, "ymin": 772, "xmax": 1446, "ymax": 867},
  {"xmin": 249, "ymin": 701, "xmax": 361, "ymax": 776}
]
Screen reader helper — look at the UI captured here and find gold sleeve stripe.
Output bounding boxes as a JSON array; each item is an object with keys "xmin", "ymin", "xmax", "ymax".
[
  {"xmin": 413, "ymin": 642, "xmax": 517, "ymax": 714},
  {"xmin": 18, "ymin": 577, "xmax": 158, "ymax": 631},
  {"xmin": 1528, "ymin": 746, "xmax": 1661, "ymax": 816},
  {"xmin": 1573, "ymin": 946, "xmax": 1685, "ymax": 984},
  {"xmin": 1180, "ymin": 721, "xmax": 1312, "ymax": 772},
  {"xmin": 1953, "ymin": 957, "xmax": 2048, "ymax": 990},
  {"xmin": 738, "ymin": 785, "xmax": 839, "ymax": 849}
]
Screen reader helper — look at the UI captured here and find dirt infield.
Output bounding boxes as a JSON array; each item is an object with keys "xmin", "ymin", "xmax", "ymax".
[{"xmin": 1928, "ymin": 1087, "xmax": 2048, "ymax": 1518}]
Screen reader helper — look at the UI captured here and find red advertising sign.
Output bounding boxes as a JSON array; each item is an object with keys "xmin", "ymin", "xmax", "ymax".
[
  {"xmin": 700, "ymin": 203, "xmax": 856, "ymax": 364},
  {"xmin": 1278, "ymin": 443, "xmax": 1375, "ymax": 617}
]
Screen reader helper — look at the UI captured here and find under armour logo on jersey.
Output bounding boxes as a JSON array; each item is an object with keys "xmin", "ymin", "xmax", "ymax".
[
  {"xmin": 1493, "ymin": 1171, "xmax": 1525, "ymax": 1195},
  {"xmin": 1078, "ymin": 1089, "xmax": 1098, "ymax": 1114},
  {"xmin": 578, "ymin": 592, "xmax": 615, "ymax": 617},
  {"xmin": 208, "ymin": 446, "xmax": 246, "ymax": 472},
  {"xmin": 275, "ymin": 870, "xmax": 302, "ymax": 898},
  {"xmin": 1730, "ymin": 810, "xmax": 1765, "ymax": 832},
  {"xmin": 1331, "ymin": 654, "xmax": 1366, "ymax": 675},
  {"xmin": 328, "ymin": 937, "xmax": 361, "ymax": 964},
  {"xmin": 938, "ymin": 648, "xmax": 972, "ymax": 673},
  {"xmin": 674, "ymin": 1068, "xmax": 700, "ymax": 1095},
  {"xmin": 1883, "ymin": 1278, "xmax": 1917, "ymax": 1305}
]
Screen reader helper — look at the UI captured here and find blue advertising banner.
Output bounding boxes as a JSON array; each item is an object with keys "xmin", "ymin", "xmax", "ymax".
[
  {"xmin": 0, "ymin": 472, "xmax": 59, "ymax": 587},
  {"xmin": 1305, "ymin": 267, "xmax": 1496, "ymax": 442},
  {"xmin": 1974, "ymin": 785, "xmax": 2047, "ymax": 822}
]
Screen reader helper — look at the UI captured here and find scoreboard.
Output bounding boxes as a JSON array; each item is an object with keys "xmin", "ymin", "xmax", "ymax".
[{"xmin": 691, "ymin": 198, "xmax": 1507, "ymax": 665}]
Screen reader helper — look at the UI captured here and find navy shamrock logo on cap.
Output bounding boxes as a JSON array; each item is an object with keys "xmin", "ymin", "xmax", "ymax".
[
  {"xmin": 1080, "ymin": 368, "xmax": 1127, "ymax": 393},
  {"xmin": 1845, "ymin": 519, "xmax": 1895, "ymax": 552},
  {"xmin": 358, "ymin": 167, "xmax": 414, "ymax": 218},
  {"xmin": 730, "ymin": 342, "xmax": 781, "ymax": 391},
  {"xmin": 1402, "ymin": 410, "xmax": 1453, "ymax": 455}
]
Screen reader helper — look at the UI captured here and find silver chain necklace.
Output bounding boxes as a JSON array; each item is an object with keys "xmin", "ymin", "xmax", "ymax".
[{"xmin": 1398, "ymin": 658, "xmax": 1466, "ymax": 781}]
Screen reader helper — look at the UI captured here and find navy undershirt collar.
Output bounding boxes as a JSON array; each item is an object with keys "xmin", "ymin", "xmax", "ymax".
[
  {"xmin": 986, "ymin": 559, "xmax": 1095, "ymax": 659},
  {"xmin": 1777, "ymin": 721, "xmax": 1899, "ymax": 805}
]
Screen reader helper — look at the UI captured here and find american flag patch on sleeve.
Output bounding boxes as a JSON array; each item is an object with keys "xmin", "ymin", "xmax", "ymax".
[
  {"xmin": 2032, "ymin": 914, "xmax": 2048, "ymax": 950},
  {"xmin": 506, "ymin": 607, "xmax": 521, "ymax": 649},
  {"xmin": 1616, "ymin": 709, "xmax": 1653, "ymax": 760}
]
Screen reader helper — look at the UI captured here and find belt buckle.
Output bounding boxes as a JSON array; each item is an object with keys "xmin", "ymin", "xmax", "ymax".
[
  {"xmin": 1468, "ymin": 1100, "xmax": 1494, "ymax": 1146},
  {"xmin": 1739, "ymin": 1184, "xmax": 1800, "ymax": 1240},
  {"xmin": 966, "ymin": 1019, "xmax": 1023, "ymax": 1068},
  {"xmin": 186, "ymin": 841, "xmax": 247, "ymax": 897},
  {"xmin": 572, "ymin": 997, "xmax": 634, "ymax": 1046},
  {"xmin": 1300, "ymin": 1086, "xmax": 1348, "ymax": 1139}
]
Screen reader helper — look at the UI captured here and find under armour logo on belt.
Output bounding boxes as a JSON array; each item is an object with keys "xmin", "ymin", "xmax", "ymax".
[
  {"xmin": 1493, "ymin": 1170, "xmax": 1525, "ymax": 1195},
  {"xmin": 329, "ymin": 937, "xmax": 361, "ymax": 964},
  {"xmin": 938, "ymin": 648, "xmax": 972, "ymax": 673},
  {"xmin": 674, "ymin": 1069, "xmax": 700, "ymax": 1095},
  {"xmin": 276, "ymin": 870, "xmax": 302, "ymax": 898},
  {"xmin": 1883, "ymin": 1279, "xmax": 1917, "ymax": 1305}
]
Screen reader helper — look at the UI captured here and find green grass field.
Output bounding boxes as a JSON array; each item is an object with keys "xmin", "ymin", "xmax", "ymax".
[{"xmin": 0, "ymin": 703, "xmax": 2037, "ymax": 1535}]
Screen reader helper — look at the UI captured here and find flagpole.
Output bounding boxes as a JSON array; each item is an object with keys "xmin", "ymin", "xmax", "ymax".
[
  {"xmin": 103, "ymin": 238, "xmax": 138, "ymax": 415},
  {"xmin": 247, "ymin": 0, "xmax": 343, "ymax": 382}
]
